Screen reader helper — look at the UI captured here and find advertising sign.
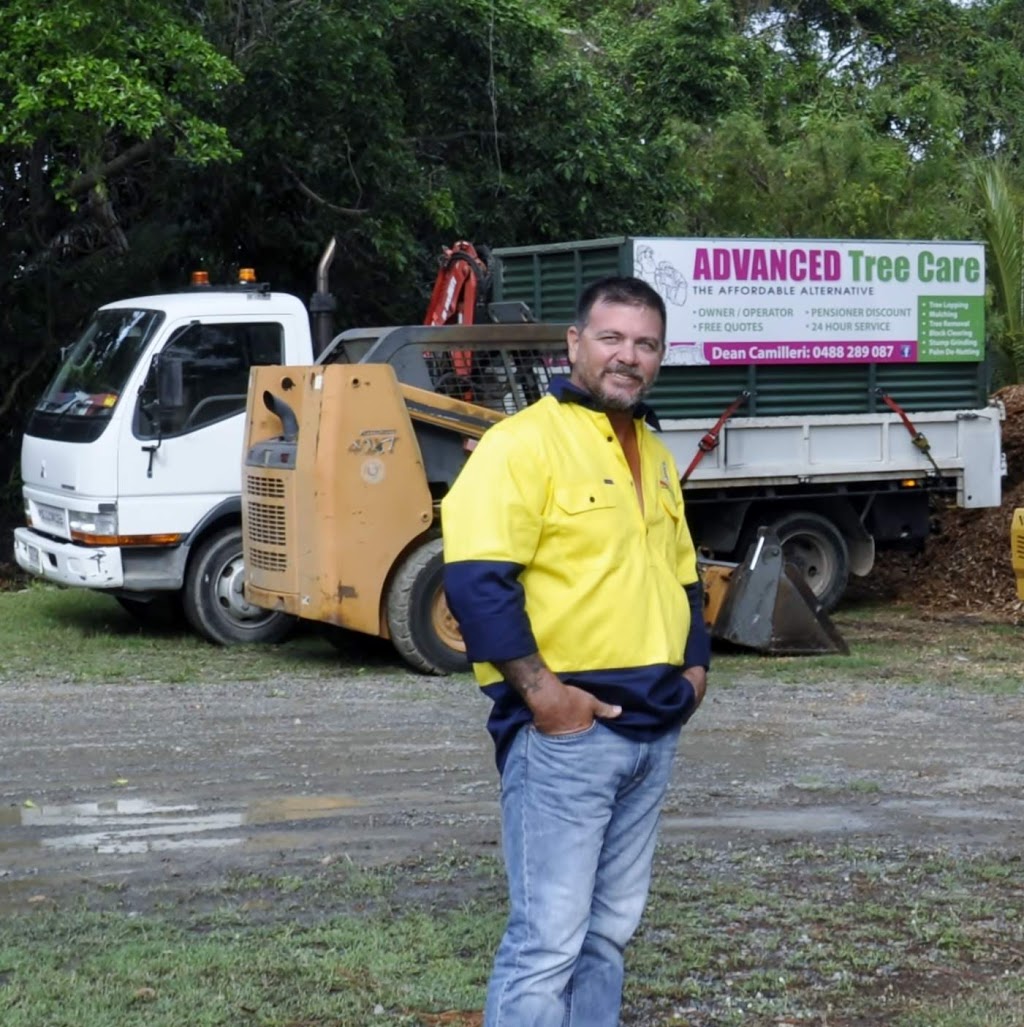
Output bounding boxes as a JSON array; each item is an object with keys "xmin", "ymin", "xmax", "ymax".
[{"xmin": 632, "ymin": 238, "xmax": 985, "ymax": 366}]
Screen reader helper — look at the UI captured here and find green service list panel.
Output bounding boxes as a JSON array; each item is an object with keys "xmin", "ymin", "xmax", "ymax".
[{"xmin": 917, "ymin": 296, "xmax": 984, "ymax": 361}]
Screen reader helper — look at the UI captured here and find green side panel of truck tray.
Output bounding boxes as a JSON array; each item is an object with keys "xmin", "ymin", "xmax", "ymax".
[{"xmin": 491, "ymin": 237, "xmax": 990, "ymax": 418}]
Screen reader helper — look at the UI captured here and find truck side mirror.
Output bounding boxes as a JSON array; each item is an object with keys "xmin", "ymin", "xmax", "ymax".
[{"xmin": 155, "ymin": 354, "xmax": 185, "ymax": 409}]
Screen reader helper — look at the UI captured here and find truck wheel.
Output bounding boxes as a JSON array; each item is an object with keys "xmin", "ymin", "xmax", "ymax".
[
  {"xmin": 386, "ymin": 538, "xmax": 468, "ymax": 675},
  {"xmin": 765, "ymin": 511, "xmax": 850, "ymax": 613},
  {"xmin": 183, "ymin": 526, "xmax": 296, "ymax": 645}
]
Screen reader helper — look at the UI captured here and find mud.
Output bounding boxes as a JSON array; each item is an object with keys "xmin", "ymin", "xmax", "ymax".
[{"xmin": 2, "ymin": 669, "xmax": 1022, "ymax": 908}]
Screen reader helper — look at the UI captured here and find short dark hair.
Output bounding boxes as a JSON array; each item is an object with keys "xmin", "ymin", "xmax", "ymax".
[{"xmin": 575, "ymin": 276, "xmax": 666, "ymax": 339}]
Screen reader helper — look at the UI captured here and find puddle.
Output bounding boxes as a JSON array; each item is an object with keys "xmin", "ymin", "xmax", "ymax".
[
  {"xmin": 0, "ymin": 794, "xmax": 361, "ymax": 856},
  {"xmin": 663, "ymin": 807, "xmax": 871, "ymax": 834},
  {"xmin": 662, "ymin": 797, "xmax": 1024, "ymax": 840}
]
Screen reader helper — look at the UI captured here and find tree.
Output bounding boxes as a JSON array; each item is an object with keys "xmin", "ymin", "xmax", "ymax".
[
  {"xmin": 976, "ymin": 161, "xmax": 1024, "ymax": 385},
  {"xmin": 0, "ymin": 0, "xmax": 240, "ymax": 277},
  {"xmin": 174, "ymin": 0, "xmax": 675, "ymax": 325}
]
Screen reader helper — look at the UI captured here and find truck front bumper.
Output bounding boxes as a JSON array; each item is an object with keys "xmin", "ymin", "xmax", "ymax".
[{"xmin": 13, "ymin": 527, "xmax": 124, "ymax": 588}]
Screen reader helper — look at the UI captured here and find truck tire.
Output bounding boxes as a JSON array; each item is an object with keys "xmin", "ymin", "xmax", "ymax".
[
  {"xmin": 183, "ymin": 526, "xmax": 296, "ymax": 645},
  {"xmin": 765, "ymin": 511, "xmax": 850, "ymax": 613},
  {"xmin": 386, "ymin": 538, "xmax": 468, "ymax": 675}
]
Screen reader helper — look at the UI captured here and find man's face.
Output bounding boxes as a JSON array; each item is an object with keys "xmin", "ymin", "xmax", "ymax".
[{"xmin": 567, "ymin": 298, "xmax": 665, "ymax": 412}]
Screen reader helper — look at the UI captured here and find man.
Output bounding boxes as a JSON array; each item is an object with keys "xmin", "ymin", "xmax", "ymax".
[{"xmin": 441, "ymin": 276, "xmax": 709, "ymax": 1027}]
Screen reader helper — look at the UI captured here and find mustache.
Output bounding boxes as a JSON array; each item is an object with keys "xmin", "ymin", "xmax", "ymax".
[{"xmin": 603, "ymin": 364, "xmax": 644, "ymax": 382}]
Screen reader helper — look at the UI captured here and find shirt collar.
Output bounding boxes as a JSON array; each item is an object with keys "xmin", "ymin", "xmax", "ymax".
[{"xmin": 548, "ymin": 375, "xmax": 661, "ymax": 430}]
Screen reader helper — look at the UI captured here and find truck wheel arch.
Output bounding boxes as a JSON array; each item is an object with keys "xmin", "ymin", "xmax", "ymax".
[{"xmin": 183, "ymin": 525, "xmax": 296, "ymax": 645}]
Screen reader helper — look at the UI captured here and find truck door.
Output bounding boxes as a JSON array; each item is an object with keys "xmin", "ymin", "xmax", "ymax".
[{"xmin": 119, "ymin": 317, "xmax": 288, "ymax": 534}]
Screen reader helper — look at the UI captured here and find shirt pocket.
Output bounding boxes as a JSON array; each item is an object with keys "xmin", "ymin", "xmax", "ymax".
[
  {"xmin": 553, "ymin": 483, "xmax": 618, "ymax": 516},
  {"xmin": 550, "ymin": 484, "xmax": 621, "ymax": 558}
]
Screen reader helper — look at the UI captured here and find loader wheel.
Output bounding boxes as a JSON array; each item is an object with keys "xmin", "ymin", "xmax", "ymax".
[
  {"xmin": 386, "ymin": 538, "xmax": 468, "ymax": 675},
  {"xmin": 765, "ymin": 511, "xmax": 849, "ymax": 613},
  {"xmin": 183, "ymin": 526, "xmax": 296, "ymax": 645}
]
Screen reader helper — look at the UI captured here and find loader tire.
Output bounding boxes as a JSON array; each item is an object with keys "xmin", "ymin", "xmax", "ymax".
[
  {"xmin": 765, "ymin": 511, "xmax": 849, "ymax": 613},
  {"xmin": 183, "ymin": 526, "xmax": 296, "ymax": 645},
  {"xmin": 386, "ymin": 538, "xmax": 468, "ymax": 675}
]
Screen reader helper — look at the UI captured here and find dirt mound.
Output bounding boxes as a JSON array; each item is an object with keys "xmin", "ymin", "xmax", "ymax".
[{"xmin": 865, "ymin": 384, "xmax": 1024, "ymax": 624}]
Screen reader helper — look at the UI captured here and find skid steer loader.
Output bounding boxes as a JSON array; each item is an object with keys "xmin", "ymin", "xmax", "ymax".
[{"xmin": 241, "ymin": 323, "xmax": 846, "ymax": 674}]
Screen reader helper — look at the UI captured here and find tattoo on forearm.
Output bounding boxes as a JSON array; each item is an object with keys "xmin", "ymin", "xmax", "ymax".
[{"xmin": 494, "ymin": 653, "xmax": 549, "ymax": 700}]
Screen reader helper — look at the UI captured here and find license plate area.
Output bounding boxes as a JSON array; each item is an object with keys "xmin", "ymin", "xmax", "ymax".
[{"xmin": 24, "ymin": 544, "xmax": 41, "ymax": 573}]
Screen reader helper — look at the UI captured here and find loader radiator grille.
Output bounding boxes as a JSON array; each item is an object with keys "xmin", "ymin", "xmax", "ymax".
[
  {"xmin": 246, "ymin": 474, "xmax": 286, "ymax": 498},
  {"xmin": 247, "ymin": 502, "xmax": 287, "ymax": 546},
  {"xmin": 249, "ymin": 547, "xmax": 287, "ymax": 573}
]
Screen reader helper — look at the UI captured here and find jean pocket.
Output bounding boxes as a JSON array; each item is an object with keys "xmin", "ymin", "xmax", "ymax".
[{"xmin": 532, "ymin": 720, "xmax": 600, "ymax": 743}]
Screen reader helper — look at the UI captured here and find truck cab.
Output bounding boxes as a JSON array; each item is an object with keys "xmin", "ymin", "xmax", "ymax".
[{"xmin": 14, "ymin": 281, "xmax": 316, "ymax": 643}]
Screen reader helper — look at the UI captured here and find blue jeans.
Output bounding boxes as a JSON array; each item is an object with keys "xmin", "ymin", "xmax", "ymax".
[{"xmin": 485, "ymin": 720, "xmax": 682, "ymax": 1027}]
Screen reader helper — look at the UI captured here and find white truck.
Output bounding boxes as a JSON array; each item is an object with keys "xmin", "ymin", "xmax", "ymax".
[{"xmin": 12, "ymin": 244, "xmax": 339, "ymax": 644}]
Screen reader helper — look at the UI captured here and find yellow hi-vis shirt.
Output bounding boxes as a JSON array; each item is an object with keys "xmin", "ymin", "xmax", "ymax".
[{"xmin": 442, "ymin": 380, "xmax": 705, "ymax": 768}]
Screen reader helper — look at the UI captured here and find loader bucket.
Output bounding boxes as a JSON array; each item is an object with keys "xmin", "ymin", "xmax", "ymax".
[{"xmin": 706, "ymin": 530, "xmax": 848, "ymax": 656}]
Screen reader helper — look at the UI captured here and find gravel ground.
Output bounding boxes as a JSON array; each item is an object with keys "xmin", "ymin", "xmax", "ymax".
[{"xmin": 2, "ymin": 671, "xmax": 1022, "ymax": 907}]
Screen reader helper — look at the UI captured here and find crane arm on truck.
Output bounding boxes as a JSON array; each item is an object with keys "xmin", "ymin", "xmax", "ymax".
[
  {"xmin": 423, "ymin": 241, "xmax": 490, "ymax": 327},
  {"xmin": 421, "ymin": 241, "xmax": 492, "ymax": 403}
]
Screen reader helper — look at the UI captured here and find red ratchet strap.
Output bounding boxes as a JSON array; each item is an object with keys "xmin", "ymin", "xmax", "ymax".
[
  {"xmin": 681, "ymin": 391, "xmax": 750, "ymax": 483},
  {"xmin": 875, "ymin": 389, "xmax": 942, "ymax": 475}
]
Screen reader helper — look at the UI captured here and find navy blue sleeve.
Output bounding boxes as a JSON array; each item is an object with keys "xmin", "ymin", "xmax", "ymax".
[
  {"xmin": 444, "ymin": 560, "xmax": 538, "ymax": 664},
  {"xmin": 683, "ymin": 580, "xmax": 711, "ymax": 669}
]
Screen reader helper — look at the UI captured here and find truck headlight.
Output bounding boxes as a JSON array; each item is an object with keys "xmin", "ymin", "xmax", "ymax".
[{"xmin": 68, "ymin": 507, "xmax": 118, "ymax": 539}]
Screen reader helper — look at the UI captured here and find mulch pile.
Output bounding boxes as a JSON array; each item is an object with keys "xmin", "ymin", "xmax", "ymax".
[{"xmin": 864, "ymin": 384, "xmax": 1024, "ymax": 624}]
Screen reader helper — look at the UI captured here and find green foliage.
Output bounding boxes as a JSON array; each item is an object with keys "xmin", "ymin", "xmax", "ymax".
[
  {"xmin": 616, "ymin": 0, "xmax": 761, "ymax": 130},
  {"xmin": 975, "ymin": 161, "xmax": 1024, "ymax": 384},
  {"xmin": 0, "ymin": 1, "xmax": 240, "ymax": 187},
  {"xmin": 666, "ymin": 107, "xmax": 976, "ymax": 239}
]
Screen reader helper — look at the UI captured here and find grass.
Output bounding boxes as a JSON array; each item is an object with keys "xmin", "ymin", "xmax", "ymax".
[
  {"xmin": 2, "ymin": 583, "xmax": 1023, "ymax": 692},
  {"xmin": 710, "ymin": 598, "xmax": 1024, "ymax": 692},
  {"xmin": 0, "ymin": 845, "xmax": 1021, "ymax": 1026},
  {"xmin": 0, "ymin": 583, "xmax": 402, "ymax": 684}
]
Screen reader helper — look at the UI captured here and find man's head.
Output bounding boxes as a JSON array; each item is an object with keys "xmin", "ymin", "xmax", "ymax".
[{"xmin": 567, "ymin": 277, "xmax": 666, "ymax": 413}]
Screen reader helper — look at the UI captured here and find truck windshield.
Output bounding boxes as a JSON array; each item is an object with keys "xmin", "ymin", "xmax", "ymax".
[{"xmin": 35, "ymin": 308, "xmax": 163, "ymax": 419}]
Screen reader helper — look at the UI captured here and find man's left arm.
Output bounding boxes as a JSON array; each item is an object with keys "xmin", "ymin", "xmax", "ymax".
[
  {"xmin": 672, "ymin": 464, "xmax": 710, "ymax": 709},
  {"xmin": 682, "ymin": 580, "xmax": 709, "ymax": 708}
]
